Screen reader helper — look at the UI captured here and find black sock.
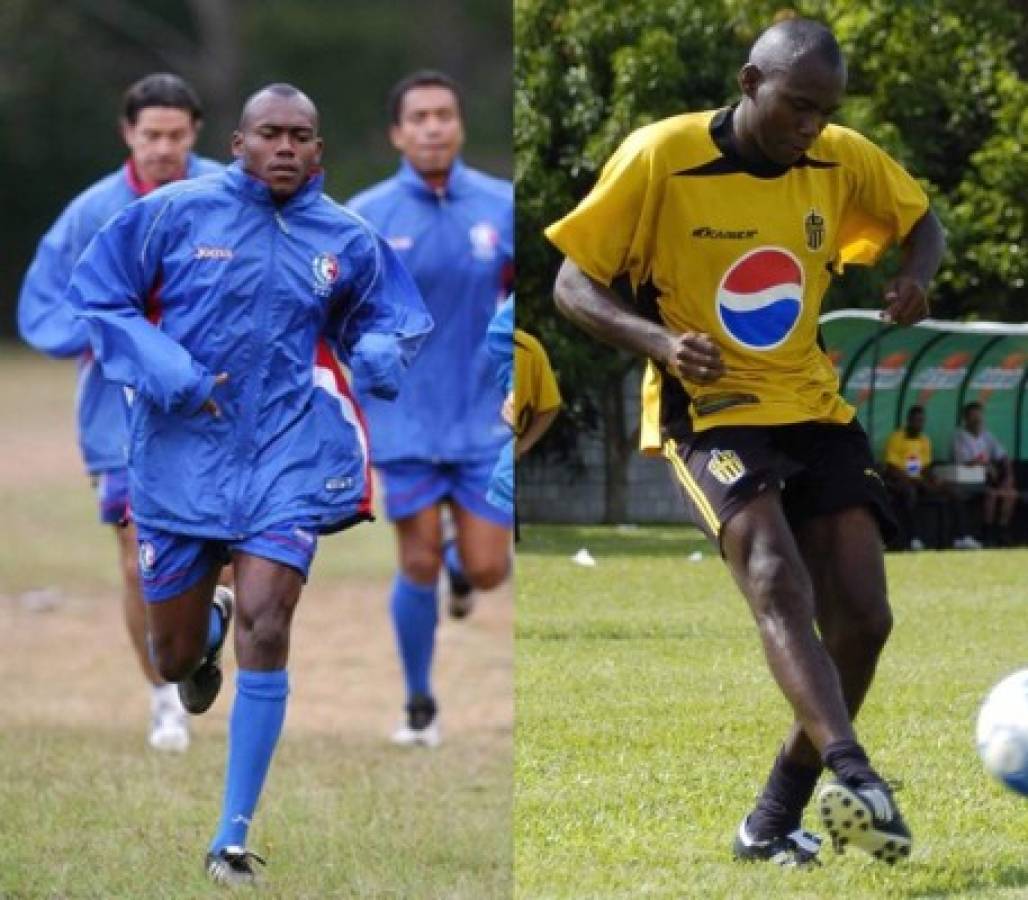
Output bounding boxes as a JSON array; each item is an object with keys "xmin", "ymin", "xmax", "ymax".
[
  {"xmin": 822, "ymin": 738, "xmax": 883, "ymax": 787},
  {"xmin": 747, "ymin": 750, "xmax": 822, "ymax": 839}
]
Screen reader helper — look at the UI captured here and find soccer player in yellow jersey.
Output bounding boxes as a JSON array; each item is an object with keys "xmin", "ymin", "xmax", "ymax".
[
  {"xmin": 547, "ymin": 18, "xmax": 944, "ymax": 867},
  {"xmin": 514, "ymin": 329, "xmax": 562, "ymax": 459}
]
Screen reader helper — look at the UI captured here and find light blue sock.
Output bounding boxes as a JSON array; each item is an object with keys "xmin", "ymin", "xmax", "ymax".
[
  {"xmin": 390, "ymin": 574, "xmax": 438, "ymax": 701},
  {"xmin": 443, "ymin": 540, "xmax": 464, "ymax": 580},
  {"xmin": 209, "ymin": 668, "xmax": 289, "ymax": 853},
  {"xmin": 205, "ymin": 602, "xmax": 223, "ymax": 654}
]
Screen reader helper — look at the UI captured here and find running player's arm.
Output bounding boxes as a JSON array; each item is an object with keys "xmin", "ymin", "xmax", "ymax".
[
  {"xmin": 883, "ymin": 209, "xmax": 945, "ymax": 327},
  {"xmin": 554, "ymin": 260, "xmax": 725, "ymax": 385}
]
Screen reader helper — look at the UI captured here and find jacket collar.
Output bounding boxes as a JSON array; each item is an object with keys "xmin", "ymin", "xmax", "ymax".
[
  {"xmin": 124, "ymin": 154, "xmax": 205, "ymax": 197},
  {"xmin": 396, "ymin": 156, "xmax": 469, "ymax": 201},
  {"xmin": 223, "ymin": 159, "xmax": 325, "ymax": 208}
]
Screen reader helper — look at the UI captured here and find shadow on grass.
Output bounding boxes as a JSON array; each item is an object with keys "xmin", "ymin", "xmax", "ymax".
[
  {"xmin": 905, "ymin": 863, "xmax": 1028, "ymax": 897},
  {"xmin": 517, "ymin": 524, "xmax": 711, "ymax": 559}
]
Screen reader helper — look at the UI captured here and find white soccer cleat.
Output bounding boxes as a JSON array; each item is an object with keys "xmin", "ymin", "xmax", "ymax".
[
  {"xmin": 149, "ymin": 685, "xmax": 189, "ymax": 753},
  {"xmin": 390, "ymin": 695, "xmax": 441, "ymax": 748},
  {"xmin": 391, "ymin": 719, "xmax": 442, "ymax": 749}
]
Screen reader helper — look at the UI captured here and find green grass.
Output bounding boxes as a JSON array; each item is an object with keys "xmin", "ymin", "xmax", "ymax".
[
  {"xmin": 0, "ymin": 729, "xmax": 510, "ymax": 898},
  {"xmin": 515, "ymin": 525, "xmax": 1028, "ymax": 899}
]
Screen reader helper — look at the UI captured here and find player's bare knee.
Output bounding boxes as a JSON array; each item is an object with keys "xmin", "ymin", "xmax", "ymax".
[
  {"xmin": 465, "ymin": 556, "xmax": 509, "ymax": 591},
  {"xmin": 402, "ymin": 550, "xmax": 443, "ymax": 585},
  {"xmin": 151, "ymin": 637, "xmax": 201, "ymax": 682},
  {"xmin": 745, "ymin": 551, "xmax": 813, "ymax": 623},
  {"xmin": 237, "ymin": 610, "xmax": 289, "ymax": 662}
]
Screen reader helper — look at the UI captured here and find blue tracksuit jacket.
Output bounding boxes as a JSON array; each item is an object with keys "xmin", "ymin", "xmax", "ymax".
[
  {"xmin": 485, "ymin": 295, "xmax": 514, "ymax": 514},
  {"xmin": 67, "ymin": 161, "xmax": 432, "ymax": 538},
  {"xmin": 347, "ymin": 158, "xmax": 512, "ymax": 464},
  {"xmin": 17, "ymin": 155, "xmax": 223, "ymax": 474}
]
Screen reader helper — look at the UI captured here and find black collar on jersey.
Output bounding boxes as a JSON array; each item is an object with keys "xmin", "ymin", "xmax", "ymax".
[{"xmin": 674, "ymin": 105, "xmax": 838, "ymax": 180}]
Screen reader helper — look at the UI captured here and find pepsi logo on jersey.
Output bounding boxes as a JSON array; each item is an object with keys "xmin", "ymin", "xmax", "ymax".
[{"xmin": 716, "ymin": 247, "xmax": 804, "ymax": 351}]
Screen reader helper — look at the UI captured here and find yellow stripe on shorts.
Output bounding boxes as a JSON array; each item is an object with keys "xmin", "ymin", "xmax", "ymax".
[{"xmin": 663, "ymin": 438, "xmax": 721, "ymax": 535}]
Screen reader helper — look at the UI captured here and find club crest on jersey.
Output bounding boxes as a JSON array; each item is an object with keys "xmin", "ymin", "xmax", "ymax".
[
  {"xmin": 312, "ymin": 252, "xmax": 340, "ymax": 297},
  {"xmin": 804, "ymin": 208, "xmax": 825, "ymax": 251},
  {"xmin": 707, "ymin": 448, "xmax": 746, "ymax": 485},
  {"xmin": 716, "ymin": 246, "xmax": 804, "ymax": 351},
  {"xmin": 469, "ymin": 221, "xmax": 500, "ymax": 261},
  {"xmin": 138, "ymin": 541, "xmax": 156, "ymax": 576}
]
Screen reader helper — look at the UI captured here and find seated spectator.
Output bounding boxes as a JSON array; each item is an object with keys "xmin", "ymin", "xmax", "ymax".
[
  {"xmin": 953, "ymin": 401, "xmax": 1018, "ymax": 546},
  {"xmin": 883, "ymin": 405, "xmax": 981, "ymax": 550}
]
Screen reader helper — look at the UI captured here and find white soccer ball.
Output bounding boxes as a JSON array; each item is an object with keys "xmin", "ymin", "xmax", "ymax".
[{"xmin": 976, "ymin": 669, "xmax": 1028, "ymax": 797}]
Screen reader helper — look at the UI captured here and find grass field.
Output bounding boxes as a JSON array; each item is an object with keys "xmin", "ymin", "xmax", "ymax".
[
  {"xmin": 515, "ymin": 524, "xmax": 1028, "ymax": 899},
  {"xmin": 0, "ymin": 347, "xmax": 512, "ymax": 898}
]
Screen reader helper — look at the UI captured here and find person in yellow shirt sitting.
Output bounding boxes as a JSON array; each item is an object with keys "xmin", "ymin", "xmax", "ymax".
[
  {"xmin": 514, "ymin": 329, "xmax": 562, "ymax": 460},
  {"xmin": 883, "ymin": 406, "xmax": 980, "ymax": 551}
]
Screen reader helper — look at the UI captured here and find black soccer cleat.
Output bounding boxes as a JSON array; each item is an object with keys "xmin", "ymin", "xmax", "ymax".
[
  {"xmin": 446, "ymin": 565, "xmax": 475, "ymax": 619},
  {"xmin": 205, "ymin": 846, "xmax": 266, "ymax": 887},
  {"xmin": 732, "ymin": 816, "xmax": 823, "ymax": 867},
  {"xmin": 817, "ymin": 780, "xmax": 912, "ymax": 864},
  {"xmin": 178, "ymin": 586, "xmax": 233, "ymax": 715}
]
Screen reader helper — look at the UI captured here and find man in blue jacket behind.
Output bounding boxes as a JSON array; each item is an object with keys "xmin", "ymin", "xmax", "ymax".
[
  {"xmin": 68, "ymin": 83, "xmax": 432, "ymax": 887},
  {"xmin": 348, "ymin": 71, "xmax": 513, "ymax": 748},
  {"xmin": 18, "ymin": 73, "xmax": 222, "ymax": 754}
]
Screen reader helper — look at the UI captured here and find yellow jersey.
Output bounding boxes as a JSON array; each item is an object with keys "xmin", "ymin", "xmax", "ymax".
[
  {"xmin": 514, "ymin": 329, "xmax": 562, "ymax": 437},
  {"xmin": 884, "ymin": 430, "xmax": 932, "ymax": 478},
  {"xmin": 545, "ymin": 106, "xmax": 929, "ymax": 451}
]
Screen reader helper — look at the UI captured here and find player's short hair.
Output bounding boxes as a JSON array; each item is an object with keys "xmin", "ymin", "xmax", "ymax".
[
  {"xmin": 962, "ymin": 401, "xmax": 983, "ymax": 417},
  {"xmin": 749, "ymin": 17, "xmax": 844, "ymax": 77},
  {"xmin": 388, "ymin": 69, "xmax": 464, "ymax": 125},
  {"xmin": 237, "ymin": 83, "xmax": 319, "ymax": 131},
  {"xmin": 123, "ymin": 73, "xmax": 203, "ymax": 125},
  {"xmin": 907, "ymin": 405, "xmax": 925, "ymax": 419}
]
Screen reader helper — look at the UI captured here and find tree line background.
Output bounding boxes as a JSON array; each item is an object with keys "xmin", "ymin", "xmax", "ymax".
[
  {"xmin": 0, "ymin": 0, "xmax": 512, "ymax": 338},
  {"xmin": 516, "ymin": 0, "xmax": 1026, "ymax": 519}
]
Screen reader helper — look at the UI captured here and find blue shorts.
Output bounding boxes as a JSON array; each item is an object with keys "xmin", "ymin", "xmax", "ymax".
[
  {"xmin": 136, "ymin": 522, "xmax": 319, "ymax": 603},
  {"xmin": 94, "ymin": 468, "xmax": 130, "ymax": 526},
  {"xmin": 377, "ymin": 458, "xmax": 513, "ymax": 527},
  {"xmin": 487, "ymin": 441, "xmax": 514, "ymax": 517}
]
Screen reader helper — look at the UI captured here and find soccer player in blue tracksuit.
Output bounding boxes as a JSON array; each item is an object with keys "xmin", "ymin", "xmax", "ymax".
[
  {"xmin": 67, "ymin": 84, "xmax": 432, "ymax": 887},
  {"xmin": 348, "ymin": 71, "xmax": 512, "ymax": 747},
  {"xmin": 486, "ymin": 295, "xmax": 515, "ymax": 517},
  {"xmin": 17, "ymin": 74, "xmax": 222, "ymax": 754}
]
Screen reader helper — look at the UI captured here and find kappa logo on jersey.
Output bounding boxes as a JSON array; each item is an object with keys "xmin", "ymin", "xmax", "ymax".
[
  {"xmin": 469, "ymin": 221, "xmax": 500, "ymax": 261},
  {"xmin": 707, "ymin": 448, "xmax": 746, "ymax": 485},
  {"xmin": 312, "ymin": 252, "xmax": 340, "ymax": 297},
  {"xmin": 716, "ymin": 247, "xmax": 804, "ymax": 351},
  {"xmin": 138, "ymin": 541, "xmax": 156, "ymax": 576},
  {"xmin": 387, "ymin": 235, "xmax": 413, "ymax": 251}
]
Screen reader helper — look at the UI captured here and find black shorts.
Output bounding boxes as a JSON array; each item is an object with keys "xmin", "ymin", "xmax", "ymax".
[{"xmin": 662, "ymin": 419, "xmax": 897, "ymax": 547}]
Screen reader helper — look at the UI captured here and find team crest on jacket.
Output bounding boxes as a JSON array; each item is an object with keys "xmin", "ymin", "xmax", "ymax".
[
  {"xmin": 804, "ymin": 208, "xmax": 825, "ymax": 251},
  {"xmin": 312, "ymin": 252, "xmax": 341, "ymax": 297},
  {"xmin": 469, "ymin": 221, "xmax": 499, "ymax": 261},
  {"xmin": 716, "ymin": 247, "xmax": 804, "ymax": 351}
]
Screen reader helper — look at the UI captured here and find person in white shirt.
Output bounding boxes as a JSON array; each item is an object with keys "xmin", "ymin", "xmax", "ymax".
[{"xmin": 953, "ymin": 402, "xmax": 1018, "ymax": 545}]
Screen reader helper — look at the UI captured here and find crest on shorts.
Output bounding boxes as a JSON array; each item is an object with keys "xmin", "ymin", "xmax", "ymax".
[
  {"xmin": 707, "ymin": 448, "xmax": 746, "ymax": 485},
  {"xmin": 312, "ymin": 252, "xmax": 341, "ymax": 297},
  {"xmin": 804, "ymin": 208, "xmax": 825, "ymax": 251},
  {"xmin": 138, "ymin": 540, "xmax": 156, "ymax": 575}
]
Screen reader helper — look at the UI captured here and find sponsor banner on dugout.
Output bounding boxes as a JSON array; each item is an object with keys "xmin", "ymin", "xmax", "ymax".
[{"xmin": 820, "ymin": 313, "xmax": 1028, "ymax": 462}]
